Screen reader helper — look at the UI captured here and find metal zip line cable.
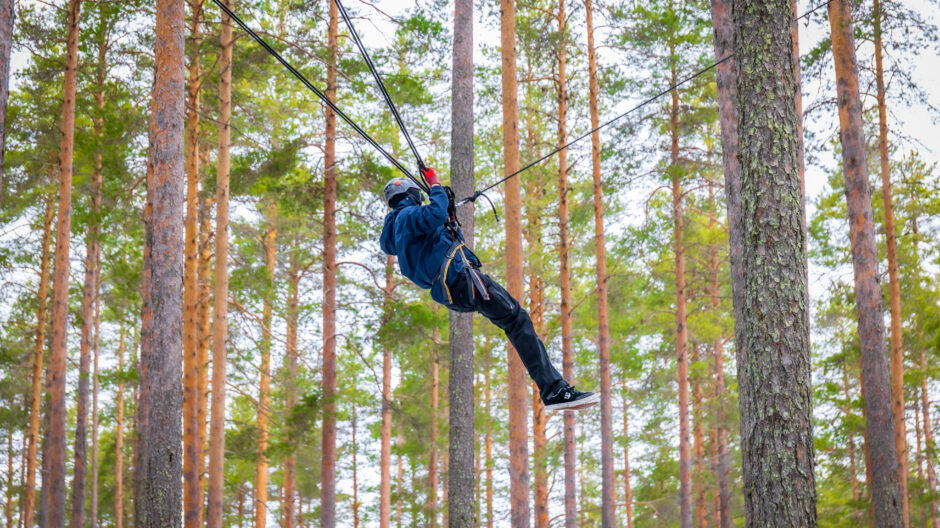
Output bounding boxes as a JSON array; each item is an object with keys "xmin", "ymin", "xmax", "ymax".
[{"xmin": 208, "ymin": 0, "xmax": 431, "ymax": 194}]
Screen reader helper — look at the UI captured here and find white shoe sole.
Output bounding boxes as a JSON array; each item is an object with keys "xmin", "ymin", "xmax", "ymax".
[{"xmin": 544, "ymin": 392, "xmax": 600, "ymax": 412}]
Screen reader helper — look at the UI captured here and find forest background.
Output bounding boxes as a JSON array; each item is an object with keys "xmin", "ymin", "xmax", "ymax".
[{"xmin": 0, "ymin": 0, "xmax": 939, "ymax": 527}]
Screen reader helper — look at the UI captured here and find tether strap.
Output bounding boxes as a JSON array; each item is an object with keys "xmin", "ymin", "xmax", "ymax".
[
  {"xmin": 209, "ymin": 0, "xmax": 430, "ymax": 194},
  {"xmin": 334, "ymin": 0, "xmax": 426, "ymax": 174}
]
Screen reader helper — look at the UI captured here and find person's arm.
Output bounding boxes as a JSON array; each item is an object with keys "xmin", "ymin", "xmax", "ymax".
[
  {"xmin": 399, "ymin": 185, "xmax": 449, "ymax": 234},
  {"xmin": 379, "ymin": 213, "xmax": 397, "ymax": 255}
]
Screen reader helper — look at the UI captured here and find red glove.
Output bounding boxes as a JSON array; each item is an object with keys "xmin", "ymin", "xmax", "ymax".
[{"xmin": 421, "ymin": 166, "xmax": 441, "ymax": 187}]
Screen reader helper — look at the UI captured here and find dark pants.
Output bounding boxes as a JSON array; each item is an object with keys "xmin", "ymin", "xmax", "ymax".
[{"xmin": 448, "ymin": 271, "xmax": 565, "ymax": 400}]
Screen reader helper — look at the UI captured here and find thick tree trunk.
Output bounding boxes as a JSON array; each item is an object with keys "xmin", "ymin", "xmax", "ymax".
[
  {"xmin": 320, "ymin": 2, "xmax": 339, "ymax": 526},
  {"xmin": 182, "ymin": 0, "xmax": 203, "ymax": 525},
  {"xmin": 24, "ymin": 196, "xmax": 54, "ymax": 528},
  {"xmin": 284, "ymin": 250, "xmax": 301, "ymax": 528},
  {"xmin": 828, "ymin": 2, "xmax": 904, "ymax": 526},
  {"xmin": 380, "ymin": 257, "xmax": 394, "ymax": 528},
  {"xmin": 255, "ymin": 206, "xmax": 276, "ymax": 528},
  {"xmin": 207, "ymin": 0, "xmax": 233, "ymax": 524},
  {"xmin": 0, "ymin": 0, "xmax": 12, "ymax": 189},
  {"xmin": 732, "ymin": 1, "xmax": 816, "ymax": 526},
  {"xmin": 448, "ymin": 0, "xmax": 475, "ymax": 524},
  {"xmin": 70, "ymin": 32, "xmax": 106, "ymax": 525},
  {"xmin": 136, "ymin": 0, "xmax": 185, "ymax": 523},
  {"xmin": 555, "ymin": 2, "xmax": 577, "ymax": 526},
  {"xmin": 40, "ymin": 0, "xmax": 81, "ymax": 525},
  {"xmin": 585, "ymin": 1, "xmax": 615, "ymax": 524},
  {"xmin": 668, "ymin": 50, "xmax": 693, "ymax": 528},
  {"xmin": 872, "ymin": 2, "xmax": 908, "ymax": 522},
  {"xmin": 115, "ymin": 323, "xmax": 126, "ymax": 528},
  {"xmin": 922, "ymin": 348, "xmax": 940, "ymax": 528},
  {"xmin": 498, "ymin": 1, "xmax": 530, "ymax": 526}
]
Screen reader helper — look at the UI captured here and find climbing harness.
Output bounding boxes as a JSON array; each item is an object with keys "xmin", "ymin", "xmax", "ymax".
[{"xmin": 434, "ymin": 240, "xmax": 489, "ymax": 311}]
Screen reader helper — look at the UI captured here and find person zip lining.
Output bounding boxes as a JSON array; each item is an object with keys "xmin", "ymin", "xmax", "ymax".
[{"xmin": 380, "ymin": 171, "xmax": 599, "ymax": 411}]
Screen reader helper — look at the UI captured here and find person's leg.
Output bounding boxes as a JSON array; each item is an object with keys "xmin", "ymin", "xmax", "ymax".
[{"xmin": 453, "ymin": 272, "xmax": 565, "ymax": 400}]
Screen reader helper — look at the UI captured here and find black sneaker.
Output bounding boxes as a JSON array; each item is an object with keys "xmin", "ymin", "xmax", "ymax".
[{"xmin": 543, "ymin": 384, "xmax": 600, "ymax": 411}]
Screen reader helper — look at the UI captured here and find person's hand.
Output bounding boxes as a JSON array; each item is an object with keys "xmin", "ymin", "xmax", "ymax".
[{"xmin": 421, "ymin": 166, "xmax": 441, "ymax": 187}]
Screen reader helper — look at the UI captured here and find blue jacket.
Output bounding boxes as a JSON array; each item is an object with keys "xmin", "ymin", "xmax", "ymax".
[{"xmin": 380, "ymin": 185, "xmax": 480, "ymax": 304}]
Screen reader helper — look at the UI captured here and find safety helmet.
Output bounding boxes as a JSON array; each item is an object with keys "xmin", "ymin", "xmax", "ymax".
[{"xmin": 383, "ymin": 177, "xmax": 423, "ymax": 208}]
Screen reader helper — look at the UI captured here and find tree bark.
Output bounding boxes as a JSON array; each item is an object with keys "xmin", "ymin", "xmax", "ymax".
[
  {"xmin": 255, "ymin": 205, "xmax": 276, "ymax": 528},
  {"xmin": 585, "ymin": 1, "xmax": 615, "ymax": 524},
  {"xmin": 555, "ymin": 2, "xmax": 577, "ymax": 526},
  {"xmin": 115, "ymin": 323, "xmax": 126, "ymax": 528},
  {"xmin": 136, "ymin": 0, "xmax": 185, "ymax": 523},
  {"xmin": 921, "ymin": 347, "xmax": 939, "ymax": 528},
  {"xmin": 24, "ymin": 195, "xmax": 54, "ymax": 528},
  {"xmin": 733, "ymin": 1, "xmax": 816, "ymax": 526},
  {"xmin": 499, "ymin": 1, "xmax": 530, "ymax": 526},
  {"xmin": 380, "ymin": 257, "xmax": 394, "ymax": 528},
  {"xmin": 707, "ymin": 176, "xmax": 731, "ymax": 528},
  {"xmin": 828, "ymin": 2, "xmax": 904, "ymax": 526},
  {"xmin": 284, "ymin": 248, "xmax": 301, "ymax": 528},
  {"xmin": 182, "ymin": 0, "xmax": 203, "ymax": 525},
  {"xmin": 448, "ymin": 0, "xmax": 475, "ymax": 523},
  {"xmin": 70, "ymin": 26, "xmax": 106, "ymax": 525},
  {"xmin": 207, "ymin": 0, "xmax": 233, "ymax": 523},
  {"xmin": 872, "ymin": 1, "xmax": 909, "ymax": 523},
  {"xmin": 429, "ymin": 342, "xmax": 440, "ymax": 527},
  {"xmin": 622, "ymin": 393, "xmax": 634, "ymax": 528},
  {"xmin": 668, "ymin": 44, "xmax": 693, "ymax": 528},
  {"xmin": 692, "ymin": 344, "xmax": 705, "ymax": 528},
  {"xmin": 197, "ymin": 186, "xmax": 213, "ymax": 525},
  {"xmin": 320, "ymin": 1, "xmax": 339, "ymax": 526},
  {"xmin": 0, "ymin": 0, "xmax": 12, "ymax": 190},
  {"xmin": 40, "ymin": 0, "xmax": 81, "ymax": 524},
  {"xmin": 90, "ymin": 293, "xmax": 101, "ymax": 527}
]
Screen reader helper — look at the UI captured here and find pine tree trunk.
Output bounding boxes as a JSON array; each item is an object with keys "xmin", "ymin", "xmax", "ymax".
[
  {"xmin": 556, "ymin": 2, "xmax": 577, "ymax": 526},
  {"xmin": 255, "ymin": 205, "xmax": 276, "ymax": 528},
  {"xmin": 668, "ymin": 48, "xmax": 693, "ymax": 528},
  {"xmin": 207, "ymin": 0, "xmax": 233, "ymax": 523},
  {"xmin": 40, "ymin": 0, "xmax": 81, "ymax": 524},
  {"xmin": 733, "ymin": 1, "xmax": 816, "ymax": 526},
  {"xmin": 448, "ymin": 0, "xmax": 475, "ymax": 522},
  {"xmin": 197, "ymin": 189, "xmax": 213, "ymax": 524},
  {"xmin": 790, "ymin": 0, "xmax": 804, "ymax": 199},
  {"xmin": 396, "ymin": 432, "xmax": 404, "ymax": 528},
  {"xmin": 70, "ymin": 28, "xmax": 106, "ymax": 524},
  {"xmin": 484, "ymin": 349, "xmax": 494, "ymax": 528},
  {"xmin": 136, "ymin": 0, "xmax": 185, "ymax": 524},
  {"xmin": 921, "ymin": 348, "xmax": 940, "ymax": 528},
  {"xmin": 707, "ymin": 176, "xmax": 731, "ymax": 528},
  {"xmin": 622, "ymin": 393, "xmax": 634, "ymax": 528},
  {"xmin": 429, "ymin": 342, "xmax": 440, "ymax": 527},
  {"xmin": 585, "ymin": 1, "xmax": 615, "ymax": 524},
  {"xmin": 182, "ymin": 0, "xmax": 203, "ymax": 525},
  {"xmin": 0, "ymin": 0, "xmax": 12, "ymax": 189},
  {"xmin": 115, "ymin": 323, "xmax": 126, "ymax": 528},
  {"xmin": 380, "ymin": 257, "xmax": 394, "ymax": 528},
  {"xmin": 843, "ymin": 361, "xmax": 860, "ymax": 508},
  {"xmin": 692, "ymin": 344, "xmax": 706, "ymax": 528},
  {"xmin": 284, "ymin": 250, "xmax": 301, "ymax": 528},
  {"xmin": 828, "ymin": 2, "xmax": 903, "ymax": 526},
  {"xmin": 90, "ymin": 295, "xmax": 101, "ymax": 527},
  {"xmin": 499, "ymin": 1, "xmax": 530, "ymax": 526},
  {"xmin": 872, "ymin": 2, "xmax": 909, "ymax": 522},
  {"xmin": 320, "ymin": 1, "xmax": 339, "ymax": 525},
  {"xmin": 24, "ymin": 195, "xmax": 54, "ymax": 528}
]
